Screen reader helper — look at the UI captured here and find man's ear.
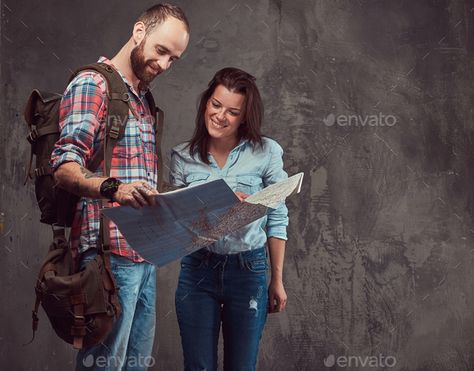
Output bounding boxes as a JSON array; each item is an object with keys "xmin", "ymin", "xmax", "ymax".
[{"xmin": 132, "ymin": 21, "xmax": 146, "ymax": 45}]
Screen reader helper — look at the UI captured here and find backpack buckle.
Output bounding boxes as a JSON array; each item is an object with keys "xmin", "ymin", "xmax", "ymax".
[
  {"xmin": 34, "ymin": 167, "xmax": 51, "ymax": 177},
  {"xmin": 109, "ymin": 125, "xmax": 120, "ymax": 139},
  {"xmin": 27, "ymin": 129, "xmax": 39, "ymax": 144}
]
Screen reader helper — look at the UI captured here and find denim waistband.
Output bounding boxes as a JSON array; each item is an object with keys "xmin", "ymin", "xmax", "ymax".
[{"xmin": 189, "ymin": 247, "xmax": 267, "ymax": 262}]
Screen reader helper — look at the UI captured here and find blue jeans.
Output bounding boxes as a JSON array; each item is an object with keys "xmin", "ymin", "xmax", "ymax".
[
  {"xmin": 175, "ymin": 247, "xmax": 269, "ymax": 371},
  {"xmin": 76, "ymin": 249, "xmax": 157, "ymax": 371}
]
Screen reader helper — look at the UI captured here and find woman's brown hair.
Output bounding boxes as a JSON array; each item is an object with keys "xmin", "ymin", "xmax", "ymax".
[{"xmin": 188, "ymin": 67, "xmax": 264, "ymax": 164}]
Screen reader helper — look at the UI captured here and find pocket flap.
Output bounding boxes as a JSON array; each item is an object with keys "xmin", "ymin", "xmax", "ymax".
[
  {"xmin": 185, "ymin": 173, "xmax": 210, "ymax": 183},
  {"xmin": 237, "ymin": 175, "xmax": 261, "ymax": 186}
]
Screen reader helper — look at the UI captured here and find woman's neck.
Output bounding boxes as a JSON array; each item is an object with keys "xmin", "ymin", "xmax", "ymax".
[{"xmin": 208, "ymin": 136, "xmax": 240, "ymax": 155}]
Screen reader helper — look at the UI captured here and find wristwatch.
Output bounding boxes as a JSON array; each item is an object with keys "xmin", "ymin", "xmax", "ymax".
[{"xmin": 100, "ymin": 177, "xmax": 123, "ymax": 201}]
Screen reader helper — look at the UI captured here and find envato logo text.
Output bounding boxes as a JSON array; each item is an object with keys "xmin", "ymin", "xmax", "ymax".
[
  {"xmin": 82, "ymin": 354, "xmax": 155, "ymax": 368},
  {"xmin": 324, "ymin": 353, "xmax": 397, "ymax": 368},
  {"xmin": 106, "ymin": 114, "xmax": 154, "ymax": 127},
  {"xmin": 323, "ymin": 112, "xmax": 397, "ymax": 127}
]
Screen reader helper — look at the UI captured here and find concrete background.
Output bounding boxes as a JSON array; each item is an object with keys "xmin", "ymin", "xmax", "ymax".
[{"xmin": 1, "ymin": 0, "xmax": 474, "ymax": 370}]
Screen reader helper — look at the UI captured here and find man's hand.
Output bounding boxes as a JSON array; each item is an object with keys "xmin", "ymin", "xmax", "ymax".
[
  {"xmin": 113, "ymin": 181, "xmax": 159, "ymax": 209},
  {"xmin": 268, "ymin": 278, "xmax": 287, "ymax": 313},
  {"xmin": 235, "ymin": 191, "xmax": 249, "ymax": 202}
]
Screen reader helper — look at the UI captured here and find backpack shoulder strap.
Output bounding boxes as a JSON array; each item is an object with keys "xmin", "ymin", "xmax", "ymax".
[
  {"xmin": 69, "ymin": 62, "xmax": 130, "ymax": 174},
  {"xmin": 144, "ymin": 91, "xmax": 165, "ymax": 192},
  {"xmin": 68, "ymin": 63, "xmax": 131, "ymax": 255}
]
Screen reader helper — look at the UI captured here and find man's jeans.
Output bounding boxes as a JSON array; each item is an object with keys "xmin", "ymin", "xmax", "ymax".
[
  {"xmin": 75, "ymin": 249, "xmax": 156, "ymax": 371},
  {"xmin": 176, "ymin": 247, "xmax": 269, "ymax": 371}
]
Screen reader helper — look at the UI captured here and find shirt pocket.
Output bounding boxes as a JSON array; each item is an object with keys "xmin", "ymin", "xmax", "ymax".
[
  {"xmin": 113, "ymin": 121, "xmax": 142, "ymax": 160},
  {"xmin": 114, "ymin": 145, "xmax": 141, "ymax": 159},
  {"xmin": 185, "ymin": 172, "xmax": 210, "ymax": 187},
  {"xmin": 235, "ymin": 174, "xmax": 263, "ymax": 195}
]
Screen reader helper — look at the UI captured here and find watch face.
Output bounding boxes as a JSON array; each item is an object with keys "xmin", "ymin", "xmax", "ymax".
[
  {"xmin": 103, "ymin": 181, "xmax": 118, "ymax": 192},
  {"xmin": 101, "ymin": 178, "xmax": 121, "ymax": 199}
]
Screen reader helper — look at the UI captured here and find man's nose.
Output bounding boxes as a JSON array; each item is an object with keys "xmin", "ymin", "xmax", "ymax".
[{"xmin": 157, "ymin": 57, "xmax": 171, "ymax": 71}]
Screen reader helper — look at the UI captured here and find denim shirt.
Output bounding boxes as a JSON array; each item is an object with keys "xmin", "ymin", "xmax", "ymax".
[{"xmin": 170, "ymin": 137, "xmax": 289, "ymax": 254}]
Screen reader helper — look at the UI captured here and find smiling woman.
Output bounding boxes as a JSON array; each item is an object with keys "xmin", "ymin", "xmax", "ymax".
[
  {"xmin": 188, "ymin": 68, "xmax": 264, "ymax": 166},
  {"xmin": 170, "ymin": 67, "xmax": 289, "ymax": 371},
  {"xmin": 204, "ymin": 85, "xmax": 245, "ymax": 165}
]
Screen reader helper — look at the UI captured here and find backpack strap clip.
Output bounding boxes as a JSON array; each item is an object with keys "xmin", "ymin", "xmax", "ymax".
[
  {"xmin": 104, "ymin": 64, "xmax": 114, "ymax": 73},
  {"xmin": 108, "ymin": 125, "xmax": 120, "ymax": 140},
  {"xmin": 27, "ymin": 124, "xmax": 60, "ymax": 144},
  {"xmin": 27, "ymin": 128, "xmax": 39, "ymax": 144},
  {"xmin": 109, "ymin": 92, "xmax": 130, "ymax": 102},
  {"xmin": 34, "ymin": 167, "xmax": 52, "ymax": 178}
]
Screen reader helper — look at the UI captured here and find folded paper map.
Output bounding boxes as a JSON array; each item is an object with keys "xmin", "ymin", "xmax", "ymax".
[{"xmin": 102, "ymin": 172, "xmax": 304, "ymax": 267}]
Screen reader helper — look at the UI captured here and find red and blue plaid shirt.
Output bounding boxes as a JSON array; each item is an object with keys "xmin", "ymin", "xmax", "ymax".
[{"xmin": 50, "ymin": 57, "xmax": 158, "ymax": 262}]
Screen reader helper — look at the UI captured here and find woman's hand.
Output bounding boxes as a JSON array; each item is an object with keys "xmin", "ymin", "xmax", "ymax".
[
  {"xmin": 268, "ymin": 278, "xmax": 287, "ymax": 313},
  {"xmin": 234, "ymin": 191, "xmax": 249, "ymax": 202}
]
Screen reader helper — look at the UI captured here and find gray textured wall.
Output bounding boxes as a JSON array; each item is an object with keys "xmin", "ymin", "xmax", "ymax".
[{"xmin": 1, "ymin": 0, "xmax": 474, "ymax": 370}]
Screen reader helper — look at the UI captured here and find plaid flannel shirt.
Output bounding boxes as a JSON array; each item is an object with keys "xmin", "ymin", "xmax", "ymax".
[{"xmin": 50, "ymin": 57, "xmax": 158, "ymax": 262}]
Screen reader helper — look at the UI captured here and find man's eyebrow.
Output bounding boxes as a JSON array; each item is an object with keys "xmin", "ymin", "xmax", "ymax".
[
  {"xmin": 211, "ymin": 98, "xmax": 241, "ymax": 111},
  {"xmin": 155, "ymin": 44, "xmax": 180, "ymax": 59}
]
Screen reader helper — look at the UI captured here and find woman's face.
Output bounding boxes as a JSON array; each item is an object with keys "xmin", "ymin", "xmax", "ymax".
[{"xmin": 205, "ymin": 84, "xmax": 245, "ymax": 143}]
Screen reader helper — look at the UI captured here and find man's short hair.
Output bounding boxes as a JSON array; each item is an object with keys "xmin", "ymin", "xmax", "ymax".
[{"xmin": 137, "ymin": 3, "xmax": 190, "ymax": 34}]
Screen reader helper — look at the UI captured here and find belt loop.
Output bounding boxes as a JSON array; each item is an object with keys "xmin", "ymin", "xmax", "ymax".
[
  {"xmin": 205, "ymin": 250, "xmax": 211, "ymax": 266},
  {"xmin": 238, "ymin": 252, "xmax": 245, "ymax": 269}
]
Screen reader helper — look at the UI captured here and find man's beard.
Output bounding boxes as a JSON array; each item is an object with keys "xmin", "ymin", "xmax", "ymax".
[{"xmin": 130, "ymin": 39, "xmax": 163, "ymax": 88}]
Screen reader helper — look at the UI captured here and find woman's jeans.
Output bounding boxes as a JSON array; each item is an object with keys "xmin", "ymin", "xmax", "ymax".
[
  {"xmin": 176, "ymin": 247, "xmax": 269, "ymax": 371},
  {"xmin": 75, "ymin": 249, "xmax": 157, "ymax": 371}
]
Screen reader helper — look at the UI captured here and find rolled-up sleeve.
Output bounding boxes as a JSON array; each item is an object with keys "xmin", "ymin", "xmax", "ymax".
[
  {"xmin": 169, "ymin": 149, "xmax": 186, "ymax": 187},
  {"xmin": 50, "ymin": 73, "xmax": 106, "ymax": 171},
  {"xmin": 263, "ymin": 140, "xmax": 289, "ymax": 240}
]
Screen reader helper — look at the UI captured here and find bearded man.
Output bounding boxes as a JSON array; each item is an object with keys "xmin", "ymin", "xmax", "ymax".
[{"xmin": 50, "ymin": 4, "xmax": 189, "ymax": 370}]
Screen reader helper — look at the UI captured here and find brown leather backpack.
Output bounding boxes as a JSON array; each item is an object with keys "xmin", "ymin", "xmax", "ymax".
[
  {"xmin": 33, "ymin": 228, "xmax": 121, "ymax": 349},
  {"xmin": 24, "ymin": 62, "xmax": 164, "ymax": 349}
]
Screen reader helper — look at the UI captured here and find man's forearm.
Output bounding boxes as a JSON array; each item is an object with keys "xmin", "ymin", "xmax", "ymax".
[{"xmin": 54, "ymin": 161, "xmax": 106, "ymax": 199}]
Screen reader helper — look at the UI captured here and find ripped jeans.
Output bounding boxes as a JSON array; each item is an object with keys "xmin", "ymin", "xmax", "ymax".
[{"xmin": 175, "ymin": 247, "xmax": 269, "ymax": 371}]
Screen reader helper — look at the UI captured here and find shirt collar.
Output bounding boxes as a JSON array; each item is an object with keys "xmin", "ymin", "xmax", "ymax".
[
  {"xmin": 206, "ymin": 138, "xmax": 249, "ymax": 156},
  {"xmin": 232, "ymin": 138, "xmax": 250, "ymax": 152},
  {"xmin": 205, "ymin": 139, "xmax": 249, "ymax": 162}
]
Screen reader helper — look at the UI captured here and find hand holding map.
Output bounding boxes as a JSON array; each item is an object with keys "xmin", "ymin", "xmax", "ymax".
[{"xmin": 102, "ymin": 172, "xmax": 304, "ymax": 267}]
